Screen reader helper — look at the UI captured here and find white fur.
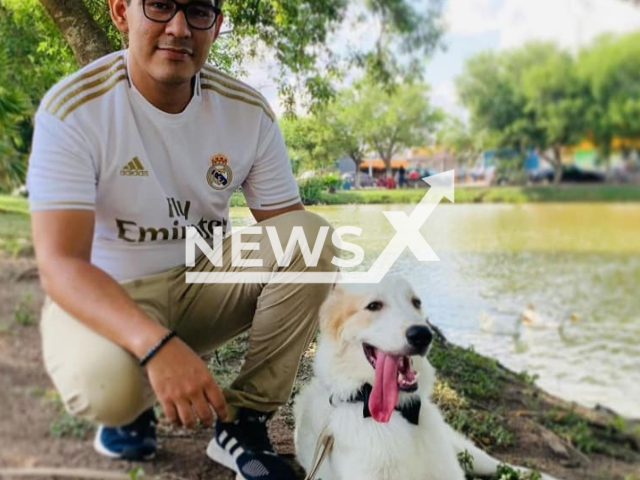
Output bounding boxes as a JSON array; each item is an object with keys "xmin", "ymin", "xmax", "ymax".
[{"xmin": 294, "ymin": 277, "xmax": 561, "ymax": 480}]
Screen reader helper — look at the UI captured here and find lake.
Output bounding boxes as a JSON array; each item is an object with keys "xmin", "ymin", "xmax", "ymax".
[{"xmin": 230, "ymin": 203, "xmax": 640, "ymax": 418}]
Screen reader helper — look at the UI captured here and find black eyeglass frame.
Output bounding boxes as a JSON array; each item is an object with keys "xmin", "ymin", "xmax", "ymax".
[{"xmin": 141, "ymin": 0, "xmax": 222, "ymax": 31}]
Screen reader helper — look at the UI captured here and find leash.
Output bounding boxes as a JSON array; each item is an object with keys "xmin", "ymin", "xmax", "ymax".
[{"xmin": 303, "ymin": 423, "xmax": 334, "ymax": 480}]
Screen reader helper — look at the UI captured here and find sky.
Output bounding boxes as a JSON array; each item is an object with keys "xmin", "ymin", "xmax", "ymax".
[{"xmin": 240, "ymin": 0, "xmax": 640, "ymax": 119}]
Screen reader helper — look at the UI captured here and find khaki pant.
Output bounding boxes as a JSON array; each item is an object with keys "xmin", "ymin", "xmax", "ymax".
[{"xmin": 41, "ymin": 211, "xmax": 337, "ymax": 427}]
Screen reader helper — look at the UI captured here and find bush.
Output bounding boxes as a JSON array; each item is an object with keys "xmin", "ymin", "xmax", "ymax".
[
  {"xmin": 321, "ymin": 172, "xmax": 342, "ymax": 192},
  {"xmin": 298, "ymin": 177, "xmax": 326, "ymax": 205}
]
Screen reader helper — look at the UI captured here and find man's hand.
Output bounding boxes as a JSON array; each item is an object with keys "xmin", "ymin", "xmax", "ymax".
[{"xmin": 145, "ymin": 336, "xmax": 228, "ymax": 428}]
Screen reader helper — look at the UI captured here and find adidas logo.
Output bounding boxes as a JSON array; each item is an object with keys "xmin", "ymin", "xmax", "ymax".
[{"xmin": 120, "ymin": 157, "xmax": 149, "ymax": 177}]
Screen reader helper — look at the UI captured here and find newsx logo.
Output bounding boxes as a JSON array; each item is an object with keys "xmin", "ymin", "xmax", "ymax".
[
  {"xmin": 116, "ymin": 197, "xmax": 227, "ymax": 243},
  {"xmin": 185, "ymin": 171, "xmax": 455, "ymax": 284}
]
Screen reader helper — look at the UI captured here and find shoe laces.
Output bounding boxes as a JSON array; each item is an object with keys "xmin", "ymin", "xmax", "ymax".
[
  {"xmin": 233, "ymin": 411, "xmax": 273, "ymax": 453},
  {"xmin": 119, "ymin": 409, "xmax": 156, "ymax": 438}
]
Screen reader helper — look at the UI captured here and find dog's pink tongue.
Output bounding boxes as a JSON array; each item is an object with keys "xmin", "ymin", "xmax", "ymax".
[{"xmin": 369, "ymin": 352, "xmax": 399, "ymax": 423}]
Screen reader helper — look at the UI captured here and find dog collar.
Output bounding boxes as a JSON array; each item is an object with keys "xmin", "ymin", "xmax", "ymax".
[{"xmin": 330, "ymin": 383, "xmax": 421, "ymax": 426}]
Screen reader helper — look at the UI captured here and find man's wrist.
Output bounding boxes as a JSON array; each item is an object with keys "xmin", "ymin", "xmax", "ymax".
[{"xmin": 127, "ymin": 320, "xmax": 173, "ymax": 359}]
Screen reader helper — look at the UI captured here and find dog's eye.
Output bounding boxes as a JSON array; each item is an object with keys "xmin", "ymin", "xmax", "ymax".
[
  {"xmin": 412, "ymin": 298, "xmax": 422, "ymax": 309},
  {"xmin": 366, "ymin": 301, "xmax": 383, "ymax": 311}
]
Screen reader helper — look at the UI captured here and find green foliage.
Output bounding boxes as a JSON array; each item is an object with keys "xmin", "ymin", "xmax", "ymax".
[
  {"xmin": 13, "ymin": 293, "xmax": 34, "ymax": 326},
  {"xmin": 457, "ymin": 32, "xmax": 640, "ymax": 175},
  {"xmin": 429, "ymin": 342, "xmax": 502, "ymax": 401},
  {"xmin": 576, "ymin": 31, "xmax": 640, "ymax": 162},
  {"xmin": 540, "ymin": 408, "xmax": 633, "ymax": 457},
  {"xmin": 297, "ymin": 177, "xmax": 326, "ymax": 205},
  {"xmin": 281, "ymin": 115, "xmax": 341, "ymax": 173},
  {"xmin": 289, "ymin": 184, "xmax": 640, "ymax": 206},
  {"xmin": 0, "ymin": 194, "xmax": 32, "ymax": 255},
  {"xmin": 82, "ymin": 0, "xmax": 124, "ymax": 51},
  {"xmin": 358, "ymin": 80, "xmax": 442, "ymax": 173},
  {"xmin": 127, "ymin": 467, "xmax": 145, "ymax": 480},
  {"xmin": 321, "ymin": 172, "xmax": 341, "ymax": 191},
  {"xmin": 458, "ymin": 451, "xmax": 543, "ymax": 480},
  {"xmin": 45, "ymin": 390, "xmax": 94, "ymax": 439},
  {"xmin": 457, "ymin": 42, "xmax": 588, "ymax": 182},
  {"xmin": 293, "ymin": 80, "xmax": 441, "ymax": 177},
  {"xmin": 0, "ymin": 0, "xmax": 78, "ymax": 191},
  {"xmin": 223, "ymin": 0, "xmax": 444, "ymax": 110},
  {"xmin": 437, "ymin": 116, "xmax": 483, "ymax": 167},
  {"xmin": 208, "ymin": 333, "xmax": 249, "ymax": 387},
  {"xmin": 50, "ymin": 411, "xmax": 94, "ymax": 439},
  {"xmin": 457, "ymin": 449, "xmax": 474, "ymax": 473},
  {"xmin": 54, "ymin": 0, "xmax": 443, "ymax": 110},
  {"xmin": 430, "ymin": 341, "xmax": 515, "ymax": 449},
  {"xmin": 0, "ymin": 84, "xmax": 31, "ymax": 192}
]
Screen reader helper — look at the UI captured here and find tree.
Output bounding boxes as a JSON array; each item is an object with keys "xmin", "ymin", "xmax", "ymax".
[
  {"xmin": 0, "ymin": 0, "xmax": 77, "ymax": 191},
  {"xmin": 0, "ymin": 85, "xmax": 31, "ymax": 192},
  {"xmin": 436, "ymin": 117, "xmax": 481, "ymax": 167},
  {"xmin": 317, "ymin": 90, "xmax": 371, "ymax": 188},
  {"xmin": 457, "ymin": 43, "xmax": 588, "ymax": 183},
  {"xmin": 577, "ymin": 31, "xmax": 640, "ymax": 171},
  {"xmin": 360, "ymin": 81, "xmax": 442, "ymax": 177},
  {"xmin": 34, "ymin": 0, "xmax": 445, "ymax": 108},
  {"xmin": 280, "ymin": 114, "xmax": 341, "ymax": 175},
  {"xmin": 520, "ymin": 45, "xmax": 588, "ymax": 183},
  {"xmin": 36, "ymin": 0, "xmax": 114, "ymax": 66}
]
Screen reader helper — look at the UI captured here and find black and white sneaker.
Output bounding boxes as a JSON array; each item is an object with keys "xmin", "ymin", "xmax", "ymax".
[{"xmin": 206, "ymin": 407, "xmax": 297, "ymax": 480}]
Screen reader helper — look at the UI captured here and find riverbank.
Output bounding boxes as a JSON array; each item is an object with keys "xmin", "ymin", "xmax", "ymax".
[
  {"xmin": 0, "ymin": 254, "xmax": 638, "ymax": 480},
  {"xmin": 2, "ymin": 186, "xmax": 640, "ymax": 255},
  {"xmin": 4, "ymin": 185, "xmax": 640, "ymax": 216},
  {"xmin": 309, "ymin": 184, "xmax": 640, "ymax": 205}
]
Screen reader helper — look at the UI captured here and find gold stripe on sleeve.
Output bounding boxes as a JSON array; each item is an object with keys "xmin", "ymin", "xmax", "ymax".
[
  {"xmin": 261, "ymin": 196, "xmax": 301, "ymax": 208},
  {"xmin": 201, "ymin": 69, "xmax": 272, "ymax": 108},
  {"xmin": 59, "ymin": 74, "xmax": 127, "ymax": 121},
  {"xmin": 203, "ymin": 65, "xmax": 270, "ymax": 103},
  {"xmin": 43, "ymin": 56, "xmax": 123, "ymax": 112},
  {"xmin": 202, "ymin": 83, "xmax": 275, "ymax": 122},
  {"xmin": 30, "ymin": 201, "xmax": 95, "ymax": 208},
  {"xmin": 49, "ymin": 63, "xmax": 126, "ymax": 116}
]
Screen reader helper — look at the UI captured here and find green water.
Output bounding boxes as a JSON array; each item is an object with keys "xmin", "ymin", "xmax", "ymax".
[{"xmin": 230, "ymin": 203, "xmax": 640, "ymax": 418}]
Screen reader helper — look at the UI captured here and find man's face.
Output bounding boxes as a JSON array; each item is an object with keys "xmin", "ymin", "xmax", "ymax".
[{"xmin": 115, "ymin": 0, "xmax": 222, "ymax": 87}]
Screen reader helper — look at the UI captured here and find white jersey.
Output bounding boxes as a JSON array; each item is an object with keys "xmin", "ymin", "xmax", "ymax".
[{"xmin": 27, "ymin": 50, "xmax": 300, "ymax": 281}]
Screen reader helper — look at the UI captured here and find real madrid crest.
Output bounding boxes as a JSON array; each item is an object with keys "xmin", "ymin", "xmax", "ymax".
[{"xmin": 207, "ymin": 153, "xmax": 233, "ymax": 190}]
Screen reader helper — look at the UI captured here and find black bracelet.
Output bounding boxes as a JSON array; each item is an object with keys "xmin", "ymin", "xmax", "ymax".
[{"xmin": 139, "ymin": 330, "xmax": 177, "ymax": 367}]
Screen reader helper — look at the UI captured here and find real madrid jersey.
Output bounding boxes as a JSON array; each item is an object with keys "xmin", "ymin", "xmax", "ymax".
[{"xmin": 27, "ymin": 50, "xmax": 301, "ymax": 281}]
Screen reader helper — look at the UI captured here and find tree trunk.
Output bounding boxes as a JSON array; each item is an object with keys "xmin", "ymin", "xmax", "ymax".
[
  {"xmin": 38, "ymin": 0, "xmax": 115, "ymax": 66},
  {"xmin": 384, "ymin": 159, "xmax": 392, "ymax": 179},
  {"xmin": 353, "ymin": 160, "xmax": 362, "ymax": 189},
  {"xmin": 551, "ymin": 146, "xmax": 563, "ymax": 185}
]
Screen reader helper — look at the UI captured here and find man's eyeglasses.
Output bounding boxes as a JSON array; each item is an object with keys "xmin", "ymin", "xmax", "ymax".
[{"xmin": 142, "ymin": 0, "xmax": 221, "ymax": 31}]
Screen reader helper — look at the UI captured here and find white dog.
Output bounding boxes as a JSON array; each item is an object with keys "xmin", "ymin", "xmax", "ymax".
[{"xmin": 294, "ymin": 277, "xmax": 561, "ymax": 480}]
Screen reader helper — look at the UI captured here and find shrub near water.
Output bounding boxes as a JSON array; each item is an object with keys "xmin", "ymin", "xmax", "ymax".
[{"xmin": 298, "ymin": 177, "xmax": 326, "ymax": 205}]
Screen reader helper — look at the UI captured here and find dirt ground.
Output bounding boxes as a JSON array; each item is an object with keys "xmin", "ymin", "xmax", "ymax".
[
  {"xmin": 0, "ymin": 254, "xmax": 639, "ymax": 480},
  {"xmin": 0, "ymin": 255, "xmax": 300, "ymax": 480}
]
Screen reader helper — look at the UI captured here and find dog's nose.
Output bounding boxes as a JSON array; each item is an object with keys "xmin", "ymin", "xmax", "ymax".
[{"xmin": 406, "ymin": 325, "xmax": 433, "ymax": 351}]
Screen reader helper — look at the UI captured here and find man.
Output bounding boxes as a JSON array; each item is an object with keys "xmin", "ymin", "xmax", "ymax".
[{"xmin": 26, "ymin": 0, "xmax": 337, "ymax": 479}]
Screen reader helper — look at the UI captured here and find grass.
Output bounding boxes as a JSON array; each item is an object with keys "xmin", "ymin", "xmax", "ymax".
[
  {"xmin": 0, "ymin": 195, "xmax": 31, "ymax": 255},
  {"xmin": 541, "ymin": 408, "xmax": 640, "ymax": 460},
  {"xmin": 13, "ymin": 292, "xmax": 34, "ymax": 326},
  {"xmin": 316, "ymin": 184, "xmax": 640, "ymax": 205},
  {"xmin": 0, "ymin": 194, "xmax": 29, "ymax": 214},
  {"xmin": 39, "ymin": 389, "xmax": 94, "ymax": 439},
  {"xmin": 210, "ymin": 185, "xmax": 640, "ymax": 208},
  {"xmin": 429, "ymin": 338, "xmax": 516, "ymax": 450}
]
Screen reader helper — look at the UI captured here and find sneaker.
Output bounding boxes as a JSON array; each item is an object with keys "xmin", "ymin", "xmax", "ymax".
[
  {"xmin": 93, "ymin": 408, "xmax": 157, "ymax": 461},
  {"xmin": 206, "ymin": 408, "xmax": 297, "ymax": 480}
]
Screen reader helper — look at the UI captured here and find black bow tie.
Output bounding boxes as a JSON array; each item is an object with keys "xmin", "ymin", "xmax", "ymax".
[{"xmin": 343, "ymin": 383, "xmax": 421, "ymax": 426}]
